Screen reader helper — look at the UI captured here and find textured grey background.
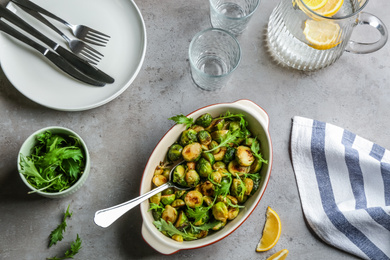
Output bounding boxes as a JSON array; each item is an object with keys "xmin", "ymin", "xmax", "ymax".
[{"xmin": 1, "ymin": 0, "xmax": 389, "ymax": 259}]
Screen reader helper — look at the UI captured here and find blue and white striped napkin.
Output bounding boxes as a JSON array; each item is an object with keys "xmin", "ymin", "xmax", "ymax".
[{"xmin": 291, "ymin": 116, "xmax": 390, "ymax": 260}]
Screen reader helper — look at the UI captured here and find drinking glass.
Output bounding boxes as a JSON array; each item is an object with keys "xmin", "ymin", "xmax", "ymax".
[
  {"xmin": 267, "ymin": 0, "xmax": 388, "ymax": 71},
  {"xmin": 210, "ymin": 0, "xmax": 260, "ymax": 36},
  {"xmin": 189, "ymin": 28, "xmax": 241, "ymax": 91}
]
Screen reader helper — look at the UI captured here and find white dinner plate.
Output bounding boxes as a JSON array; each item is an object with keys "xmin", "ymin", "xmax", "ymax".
[{"xmin": 0, "ymin": 0, "xmax": 146, "ymax": 111}]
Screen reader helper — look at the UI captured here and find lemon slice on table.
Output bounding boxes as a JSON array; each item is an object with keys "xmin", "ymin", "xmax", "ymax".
[
  {"xmin": 256, "ymin": 207, "xmax": 282, "ymax": 252},
  {"xmin": 301, "ymin": 0, "xmax": 328, "ymax": 10},
  {"xmin": 316, "ymin": 0, "xmax": 344, "ymax": 16},
  {"xmin": 303, "ymin": 19, "xmax": 341, "ymax": 50},
  {"xmin": 267, "ymin": 249, "xmax": 289, "ymax": 260}
]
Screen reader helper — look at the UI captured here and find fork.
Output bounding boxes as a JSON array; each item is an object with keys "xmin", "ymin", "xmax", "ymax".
[
  {"xmin": 11, "ymin": 0, "xmax": 110, "ymax": 46},
  {"xmin": 16, "ymin": 4, "xmax": 103, "ymax": 64}
]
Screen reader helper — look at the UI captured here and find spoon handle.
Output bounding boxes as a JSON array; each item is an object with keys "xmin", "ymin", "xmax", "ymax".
[{"xmin": 94, "ymin": 182, "xmax": 173, "ymax": 228}]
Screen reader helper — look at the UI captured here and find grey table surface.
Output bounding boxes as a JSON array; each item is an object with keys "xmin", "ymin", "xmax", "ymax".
[{"xmin": 1, "ymin": 0, "xmax": 389, "ymax": 259}]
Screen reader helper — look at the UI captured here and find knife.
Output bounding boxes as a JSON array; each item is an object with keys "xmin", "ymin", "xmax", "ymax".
[
  {"xmin": 0, "ymin": 5, "xmax": 114, "ymax": 84},
  {"xmin": 0, "ymin": 20, "xmax": 105, "ymax": 87}
]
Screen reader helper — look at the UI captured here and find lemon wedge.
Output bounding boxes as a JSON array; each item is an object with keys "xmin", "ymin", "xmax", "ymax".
[
  {"xmin": 316, "ymin": 0, "xmax": 344, "ymax": 16},
  {"xmin": 303, "ymin": 19, "xmax": 341, "ymax": 50},
  {"xmin": 301, "ymin": 0, "xmax": 328, "ymax": 10},
  {"xmin": 267, "ymin": 249, "xmax": 289, "ymax": 260},
  {"xmin": 256, "ymin": 207, "xmax": 282, "ymax": 252}
]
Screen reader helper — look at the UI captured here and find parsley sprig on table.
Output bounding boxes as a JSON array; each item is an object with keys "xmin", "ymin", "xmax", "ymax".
[{"xmin": 19, "ymin": 131, "xmax": 86, "ymax": 193}]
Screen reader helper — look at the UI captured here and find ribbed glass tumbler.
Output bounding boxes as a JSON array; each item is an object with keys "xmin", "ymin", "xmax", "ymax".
[{"xmin": 189, "ymin": 28, "xmax": 241, "ymax": 91}]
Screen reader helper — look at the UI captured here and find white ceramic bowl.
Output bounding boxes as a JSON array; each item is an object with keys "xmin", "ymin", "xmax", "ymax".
[
  {"xmin": 17, "ymin": 126, "xmax": 90, "ymax": 199},
  {"xmin": 140, "ymin": 99, "xmax": 273, "ymax": 254}
]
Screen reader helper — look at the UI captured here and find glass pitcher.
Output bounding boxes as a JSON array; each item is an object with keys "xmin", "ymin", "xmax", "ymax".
[{"xmin": 267, "ymin": 0, "xmax": 388, "ymax": 71}]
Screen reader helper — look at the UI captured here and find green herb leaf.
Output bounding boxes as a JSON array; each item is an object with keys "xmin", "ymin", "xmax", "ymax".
[
  {"xmin": 205, "ymin": 130, "xmax": 243, "ymax": 153},
  {"xmin": 190, "ymin": 221, "xmax": 220, "ymax": 233},
  {"xmin": 47, "ymin": 234, "xmax": 82, "ymax": 260},
  {"xmin": 148, "ymin": 203, "xmax": 164, "ymax": 213},
  {"xmin": 168, "ymin": 114, "xmax": 194, "ymax": 129},
  {"xmin": 217, "ymin": 111, "xmax": 248, "ymax": 130},
  {"xmin": 251, "ymin": 138, "xmax": 268, "ymax": 164},
  {"xmin": 153, "ymin": 219, "xmax": 197, "ymax": 240},
  {"xmin": 186, "ymin": 206, "xmax": 211, "ymax": 223},
  {"xmin": 214, "ymin": 174, "xmax": 232, "ymax": 198},
  {"xmin": 49, "ymin": 205, "xmax": 73, "ymax": 247}
]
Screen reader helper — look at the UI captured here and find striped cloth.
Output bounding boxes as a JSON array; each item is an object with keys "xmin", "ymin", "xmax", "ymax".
[{"xmin": 291, "ymin": 116, "xmax": 390, "ymax": 260}]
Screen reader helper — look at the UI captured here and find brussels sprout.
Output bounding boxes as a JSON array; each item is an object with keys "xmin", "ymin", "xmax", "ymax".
[
  {"xmin": 162, "ymin": 168, "xmax": 170, "ymax": 179},
  {"xmin": 167, "ymin": 144, "xmax": 183, "ymax": 162},
  {"xmin": 228, "ymin": 207, "xmax": 239, "ymax": 220},
  {"xmin": 209, "ymin": 171, "xmax": 222, "ymax": 184},
  {"xmin": 243, "ymin": 137, "xmax": 256, "ymax": 147},
  {"xmin": 172, "ymin": 234, "xmax": 183, "ymax": 242},
  {"xmin": 214, "ymin": 147, "xmax": 227, "ymax": 161},
  {"xmin": 230, "ymin": 179, "xmax": 245, "ymax": 202},
  {"xmin": 223, "ymin": 146, "xmax": 236, "ymax": 164},
  {"xmin": 196, "ymin": 158, "xmax": 213, "ymax": 178},
  {"xmin": 200, "ymin": 181, "xmax": 215, "ymax": 196},
  {"xmin": 153, "ymin": 175, "xmax": 167, "ymax": 187},
  {"xmin": 161, "ymin": 194, "xmax": 176, "ymax": 205},
  {"xmin": 209, "ymin": 119, "xmax": 225, "ymax": 131},
  {"xmin": 208, "ymin": 141, "xmax": 220, "ymax": 154},
  {"xmin": 190, "ymin": 125, "xmax": 205, "ymax": 133},
  {"xmin": 229, "ymin": 121, "xmax": 241, "ymax": 132},
  {"xmin": 249, "ymin": 158, "xmax": 263, "ymax": 173},
  {"xmin": 173, "ymin": 165, "xmax": 187, "ymax": 187},
  {"xmin": 175, "ymin": 210, "xmax": 189, "ymax": 229},
  {"xmin": 198, "ymin": 130, "xmax": 212, "ymax": 146},
  {"xmin": 172, "ymin": 199, "xmax": 185, "ymax": 208},
  {"xmin": 162, "ymin": 205, "xmax": 178, "ymax": 224},
  {"xmin": 187, "ymin": 161, "xmax": 196, "ymax": 170},
  {"xmin": 235, "ymin": 146, "xmax": 255, "ymax": 166},
  {"xmin": 182, "ymin": 142, "xmax": 202, "ymax": 162},
  {"xmin": 162, "ymin": 188, "xmax": 175, "ymax": 195},
  {"xmin": 212, "ymin": 202, "xmax": 228, "ymax": 222},
  {"xmin": 149, "ymin": 193, "xmax": 161, "ymax": 204},
  {"xmin": 228, "ymin": 160, "xmax": 249, "ymax": 175},
  {"xmin": 180, "ymin": 129, "xmax": 198, "ymax": 146},
  {"xmin": 175, "ymin": 190, "xmax": 186, "ymax": 199},
  {"xmin": 195, "ymin": 113, "xmax": 213, "ymax": 127},
  {"xmin": 154, "ymin": 164, "xmax": 164, "ymax": 175},
  {"xmin": 212, "ymin": 161, "xmax": 226, "ymax": 171},
  {"xmin": 195, "ymin": 230, "xmax": 208, "ymax": 239},
  {"xmin": 202, "ymin": 152, "xmax": 215, "ymax": 165},
  {"xmin": 227, "ymin": 195, "xmax": 238, "ymax": 205},
  {"xmin": 244, "ymin": 178, "xmax": 254, "ymax": 196},
  {"xmin": 185, "ymin": 169, "xmax": 200, "ymax": 187},
  {"xmin": 211, "ymin": 130, "xmax": 229, "ymax": 143},
  {"xmin": 203, "ymin": 196, "xmax": 214, "ymax": 207},
  {"xmin": 184, "ymin": 190, "xmax": 203, "ymax": 208},
  {"xmin": 212, "ymin": 220, "xmax": 226, "ymax": 231}
]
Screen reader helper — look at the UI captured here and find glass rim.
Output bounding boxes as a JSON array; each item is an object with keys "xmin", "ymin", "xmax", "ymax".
[
  {"xmin": 297, "ymin": 0, "xmax": 369, "ymax": 20},
  {"xmin": 209, "ymin": 0, "xmax": 260, "ymax": 21},
  {"xmin": 188, "ymin": 28, "xmax": 241, "ymax": 78}
]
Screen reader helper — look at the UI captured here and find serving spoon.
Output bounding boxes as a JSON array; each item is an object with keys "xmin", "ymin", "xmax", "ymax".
[{"xmin": 94, "ymin": 160, "xmax": 190, "ymax": 228}]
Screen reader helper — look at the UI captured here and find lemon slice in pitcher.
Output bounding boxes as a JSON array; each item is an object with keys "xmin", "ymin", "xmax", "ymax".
[
  {"xmin": 301, "ymin": 0, "xmax": 328, "ymax": 10},
  {"xmin": 303, "ymin": 19, "xmax": 341, "ymax": 50},
  {"xmin": 316, "ymin": 0, "xmax": 344, "ymax": 16}
]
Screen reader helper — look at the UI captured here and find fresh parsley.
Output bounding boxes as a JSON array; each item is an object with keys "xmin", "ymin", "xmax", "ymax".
[
  {"xmin": 47, "ymin": 234, "xmax": 82, "ymax": 260},
  {"xmin": 19, "ymin": 131, "xmax": 86, "ymax": 193},
  {"xmin": 168, "ymin": 114, "xmax": 194, "ymax": 129},
  {"xmin": 49, "ymin": 205, "xmax": 73, "ymax": 247}
]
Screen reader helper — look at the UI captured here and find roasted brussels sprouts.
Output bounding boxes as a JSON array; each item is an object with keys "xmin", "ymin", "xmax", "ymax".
[
  {"xmin": 196, "ymin": 158, "xmax": 213, "ymax": 178},
  {"xmin": 212, "ymin": 202, "xmax": 228, "ymax": 222},
  {"xmin": 198, "ymin": 130, "xmax": 212, "ymax": 146},
  {"xmin": 150, "ymin": 111, "xmax": 268, "ymax": 241},
  {"xmin": 180, "ymin": 129, "xmax": 198, "ymax": 146},
  {"xmin": 195, "ymin": 113, "xmax": 213, "ymax": 127},
  {"xmin": 184, "ymin": 190, "xmax": 203, "ymax": 208},
  {"xmin": 236, "ymin": 146, "xmax": 255, "ymax": 167},
  {"xmin": 185, "ymin": 169, "xmax": 200, "ymax": 187},
  {"xmin": 182, "ymin": 142, "xmax": 202, "ymax": 162},
  {"xmin": 167, "ymin": 143, "xmax": 183, "ymax": 162}
]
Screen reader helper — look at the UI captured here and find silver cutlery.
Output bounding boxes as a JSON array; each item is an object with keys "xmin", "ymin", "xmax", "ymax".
[
  {"xmin": 0, "ymin": 5, "xmax": 114, "ymax": 84},
  {"xmin": 0, "ymin": 20, "xmax": 105, "ymax": 86},
  {"xmin": 15, "ymin": 4, "xmax": 103, "ymax": 64},
  {"xmin": 11, "ymin": 0, "xmax": 110, "ymax": 47}
]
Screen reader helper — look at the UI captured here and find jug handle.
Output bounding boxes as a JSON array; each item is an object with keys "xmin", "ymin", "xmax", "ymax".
[{"xmin": 345, "ymin": 12, "xmax": 388, "ymax": 54}]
